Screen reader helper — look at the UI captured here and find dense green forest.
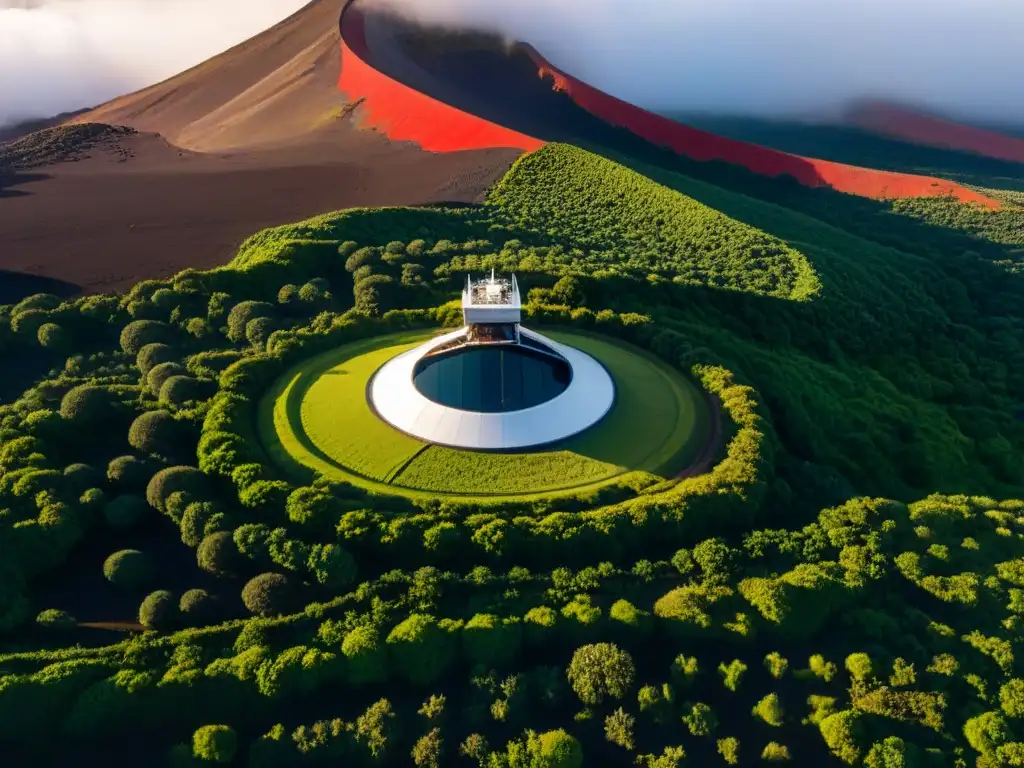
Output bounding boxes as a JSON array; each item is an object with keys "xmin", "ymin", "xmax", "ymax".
[{"xmin": 0, "ymin": 143, "xmax": 1022, "ymax": 766}]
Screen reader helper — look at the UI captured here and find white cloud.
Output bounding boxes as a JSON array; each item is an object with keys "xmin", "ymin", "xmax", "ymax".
[
  {"xmin": 1, "ymin": 0, "xmax": 1020, "ymax": 128},
  {"xmin": 378, "ymin": 0, "xmax": 1023, "ymax": 123},
  {"xmin": 0, "ymin": 0, "xmax": 309, "ymax": 125}
]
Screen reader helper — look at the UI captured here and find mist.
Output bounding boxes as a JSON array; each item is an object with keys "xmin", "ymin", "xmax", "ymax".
[
  {"xmin": 378, "ymin": 0, "xmax": 1024, "ymax": 125},
  {"xmin": 2, "ymin": 0, "xmax": 1021, "ymax": 130},
  {"xmin": 0, "ymin": 0, "xmax": 309, "ymax": 127}
]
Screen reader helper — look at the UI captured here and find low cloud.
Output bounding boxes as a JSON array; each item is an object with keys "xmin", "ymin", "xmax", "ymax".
[
  {"xmin": 378, "ymin": 0, "xmax": 1024, "ymax": 124},
  {"xmin": 0, "ymin": 0, "xmax": 309, "ymax": 126},
  {"xmin": 2, "ymin": 0, "xmax": 1020, "ymax": 129}
]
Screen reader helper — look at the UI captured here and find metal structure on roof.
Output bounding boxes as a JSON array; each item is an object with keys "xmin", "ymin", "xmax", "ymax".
[
  {"xmin": 367, "ymin": 273, "xmax": 614, "ymax": 450},
  {"xmin": 462, "ymin": 270, "xmax": 521, "ymax": 326}
]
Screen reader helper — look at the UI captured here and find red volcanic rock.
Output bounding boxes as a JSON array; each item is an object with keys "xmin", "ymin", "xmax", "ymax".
[
  {"xmin": 339, "ymin": 0, "xmax": 997, "ymax": 208},
  {"xmin": 339, "ymin": 4, "xmax": 542, "ymax": 153},
  {"xmin": 848, "ymin": 100, "xmax": 1024, "ymax": 165},
  {"xmin": 525, "ymin": 49, "xmax": 998, "ymax": 208}
]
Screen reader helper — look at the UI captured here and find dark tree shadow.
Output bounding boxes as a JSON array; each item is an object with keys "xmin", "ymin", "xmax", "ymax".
[
  {"xmin": 0, "ymin": 171, "xmax": 51, "ymax": 199},
  {"xmin": 0, "ymin": 270, "xmax": 80, "ymax": 304}
]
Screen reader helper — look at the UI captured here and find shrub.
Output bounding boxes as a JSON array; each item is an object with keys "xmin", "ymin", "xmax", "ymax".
[
  {"xmin": 307, "ymin": 543, "xmax": 357, "ymax": 589},
  {"xmin": 80, "ymin": 487, "xmax": 105, "ymax": 511},
  {"xmin": 146, "ymin": 466, "xmax": 206, "ymax": 513},
  {"xmin": 187, "ymin": 351, "xmax": 242, "ymax": 378},
  {"xmin": 277, "ymin": 284, "xmax": 299, "ymax": 305},
  {"xmin": 682, "ymin": 702, "xmax": 718, "ymax": 736},
  {"xmin": 245, "ymin": 317, "xmax": 276, "ymax": 349},
  {"xmin": 762, "ymin": 743, "xmax": 790, "ymax": 761},
  {"xmin": 412, "ymin": 728, "xmax": 443, "ymax": 768},
  {"xmin": 180, "ymin": 501, "xmax": 221, "ymax": 548},
  {"xmin": 36, "ymin": 608, "xmax": 76, "ymax": 631},
  {"xmin": 567, "ymin": 643, "xmax": 636, "ymax": 706},
  {"xmin": 764, "ymin": 652, "xmax": 789, "ymax": 679},
  {"xmin": 103, "ymin": 494, "xmax": 149, "ymax": 530},
  {"xmin": 59, "ymin": 385, "xmax": 117, "ymax": 425},
  {"xmin": 605, "ymin": 708, "xmax": 636, "ymax": 750},
  {"xmin": 128, "ymin": 410, "xmax": 179, "ymax": 454},
  {"xmin": 107, "ymin": 455, "xmax": 151, "ymax": 490},
  {"xmin": 192, "ymin": 724, "xmax": 237, "ymax": 764},
  {"xmin": 15, "ymin": 292, "xmax": 61, "ymax": 313},
  {"xmin": 241, "ymin": 573, "xmax": 291, "ymax": 617},
  {"xmin": 139, "ymin": 590, "xmax": 178, "ymax": 630},
  {"xmin": 298, "ymin": 282, "xmax": 324, "ymax": 302},
  {"xmin": 121, "ymin": 320, "xmax": 172, "ymax": 355},
  {"xmin": 819, "ymin": 710, "xmax": 863, "ymax": 764},
  {"xmin": 719, "ymin": 659, "xmax": 747, "ymax": 692},
  {"xmin": 386, "ymin": 614, "xmax": 455, "ymax": 686},
  {"xmin": 717, "ymin": 737, "xmax": 740, "ymax": 765},
  {"xmin": 528, "ymin": 730, "xmax": 583, "ymax": 768},
  {"xmin": 197, "ymin": 532, "xmax": 238, "ymax": 575},
  {"xmin": 345, "ymin": 246, "xmax": 379, "ymax": 273},
  {"xmin": 185, "ymin": 317, "xmax": 210, "ymax": 339},
  {"xmin": 11, "ymin": 308, "xmax": 49, "ymax": 335},
  {"xmin": 343, "ymin": 625, "xmax": 388, "ymax": 685},
  {"xmin": 63, "ymin": 463, "xmax": 101, "ymax": 493},
  {"xmin": 354, "ymin": 274, "xmax": 397, "ymax": 316},
  {"xmin": 160, "ymin": 376, "xmax": 212, "ymax": 407},
  {"xmin": 226, "ymin": 301, "xmax": 274, "ymax": 343},
  {"xmin": 609, "ymin": 599, "xmax": 652, "ymax": 636},
  {"xmin": 207, "ymin": 292, "xmax": 232, "ymax": 321},
  {"xmin": 179, "ymin": 589, "xmax": 217, "ymax": 624},
  {"xmin": 1001, "ymin": 679, "xmax": 1024, "ymax": 719},
  {"xmin": 149, "ymin": 288, "xmax": 179, "ymax": 311},
  {"xmin": 752, "ymin": 693, "xmax": 785, "ymax": 726},
  {"xmin": 37, "ymin": 323, "xmax": 67, "ymax": 349},
  {"xmin": 136, "ymin": 343, "xmax": 176, "ymax": 376},
  {"xmin": 845, "ymin": 652, "xmax": 874, "ymax": 683},
  {"xmin": 103, "ymin": 549, "xmax": 155, "ymax": 590},
  {"xmin": 147, "ymin": 362, "xmax": 187, "ymax": 395}
]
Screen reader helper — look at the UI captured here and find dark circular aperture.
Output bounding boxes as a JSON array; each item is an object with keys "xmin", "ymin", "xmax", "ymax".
[{"xmin": 412, "ymin": 344, "xmax": 571, "ymax": 413}]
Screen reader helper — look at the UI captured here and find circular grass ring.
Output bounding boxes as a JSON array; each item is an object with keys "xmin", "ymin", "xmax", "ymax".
[{"xmin": 259, "ymin": 329, "xmax": 712, "ymax": 500}]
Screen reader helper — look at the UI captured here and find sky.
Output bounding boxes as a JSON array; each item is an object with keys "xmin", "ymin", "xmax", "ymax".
[
  {"xmin": 381, "ymin": 0, "xmax": 1023, "ymax": 124},
  {"xmin": 0, "ymin": 0, "xmax": 309, "ymax": 126},
  {"xmin": 1, "ymin": 0, "xmax": 1021, "ymax": 128}
]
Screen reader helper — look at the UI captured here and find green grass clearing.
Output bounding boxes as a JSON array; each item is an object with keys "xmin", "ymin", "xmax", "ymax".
[{"xmin": 259, "ymin": 329, "xmax": 711, "ymax": 499}]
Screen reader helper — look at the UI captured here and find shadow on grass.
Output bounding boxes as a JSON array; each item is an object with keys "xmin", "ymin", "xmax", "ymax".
[{"xmin": 28, "ymin": 512, "xmax": 247, "ymax": 646}]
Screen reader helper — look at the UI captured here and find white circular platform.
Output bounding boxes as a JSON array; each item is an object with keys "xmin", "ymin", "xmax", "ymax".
[{"xmin": 368, "ymin": 327, "xmax": 615, "ymax": 450}]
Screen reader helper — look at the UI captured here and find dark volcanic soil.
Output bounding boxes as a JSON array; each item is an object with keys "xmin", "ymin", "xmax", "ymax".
[{"xmin": 0, "ymin": 127, "xmax": 519, "ymax": 300}]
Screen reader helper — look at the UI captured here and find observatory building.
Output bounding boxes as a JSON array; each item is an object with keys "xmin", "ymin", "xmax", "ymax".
[{"xmin": 368, "ymin": 272, "xmax": 615, "ymax": 450}]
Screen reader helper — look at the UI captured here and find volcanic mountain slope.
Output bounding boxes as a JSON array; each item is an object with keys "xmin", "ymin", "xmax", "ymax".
[
  {"xmin": 73, "ymin": 0, "xmax": 347, "ymax": 152},
  {"xmin": 846, "ymin": 100, "xmax": 1024, "ymax": 166},
  {"xmin": 337, "ymin": 0, "xmax": 999, "ymax": 207},
  {"xmin": 667, "ymin": 113, "xmax": 1024, "ymax": 195},
  {"xmin": 3, "ymin": 0, "xmax": 1014, "ymax": 304},
  {"xmin": 0, "ymin": 0, "xmax": 520, "ymax": 303}
]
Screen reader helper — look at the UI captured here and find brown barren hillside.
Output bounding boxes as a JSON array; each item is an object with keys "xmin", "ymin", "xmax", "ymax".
[
  {"xmin": 1, "ymin": 0, "xmax": 520, "ymax": 303},
  {"xmin": 73, "ymin": 0, "xmax": 349, "ymax": 151}
]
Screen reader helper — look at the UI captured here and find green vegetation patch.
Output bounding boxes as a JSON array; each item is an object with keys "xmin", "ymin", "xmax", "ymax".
[
  {"xmin": 261, "ymin": 329, "xmax": 709, "ymax": 498},
  {"xmin": 488, "ymin": 144, "xmax": 821, "ymax": 300},
  {"xmin": 265, "ymin": 332, "xmax": 426, "ymax": 483}
]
